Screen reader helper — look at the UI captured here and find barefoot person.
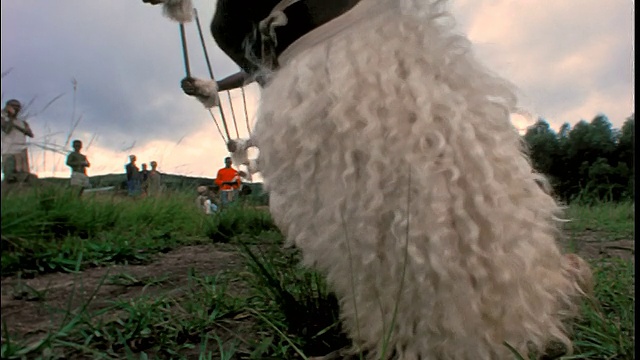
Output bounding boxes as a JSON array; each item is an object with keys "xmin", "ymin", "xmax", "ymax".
[{"xmin": 66, "ymin": 139, "xmax": 92, "ymax": 193}]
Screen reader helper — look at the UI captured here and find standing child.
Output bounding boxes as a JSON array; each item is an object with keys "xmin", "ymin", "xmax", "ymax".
[
  {"xmin": 66, "ymin": 139, "xmax": 91, "ymax": 193},
  {"xmin": 1, "ymin": 99, "xmax": 34, "ymax": 184}
]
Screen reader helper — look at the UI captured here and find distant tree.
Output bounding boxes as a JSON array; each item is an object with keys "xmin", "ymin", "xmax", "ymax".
[
  {"xmin": 616, "ymin": 114, "xmax": 635, "ymax": 197},
  {"xmin": 523, "ymin": 113, "xmax": 633, "ymax": 203},
  {"xmin": 566, "ymin": 115, "xmax": 616, "ymax": 165},
  {"xmin": 617, "ymin": 114, "xmax": 635, "ymax": 167},
  {"xmin": 523, "ymin": 118, "xmax": 560, "ymax": 176},
  {"xmin": 558, "ymin": 122, "xmax": 571, "ymax": 139}
]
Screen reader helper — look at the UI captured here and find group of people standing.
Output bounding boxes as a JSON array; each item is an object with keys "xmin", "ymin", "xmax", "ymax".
[
  {"xmin": 1, "ymin": 98, "xmax": 93, "ymax": 194},
  {"xmin": 3, "ymin": 99, "xmax": 235, "ymax": 207},
  {"xmin": 125, "ymin": 155, "xmax": 162, "ymax": 197}
]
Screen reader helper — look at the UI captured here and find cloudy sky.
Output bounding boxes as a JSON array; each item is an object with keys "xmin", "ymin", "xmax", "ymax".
[{"xmin": 1, "ymin": 0, "xmax": 634, "ymax": 179}]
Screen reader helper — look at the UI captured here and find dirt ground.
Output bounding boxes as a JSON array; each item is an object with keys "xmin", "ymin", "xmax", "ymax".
[
  {"xmin": 0, "ymin": 233, "xmax": 634, "ymax": 355},
  {"xmin": 1, "ymin": 244, "xmax": 244, "ymax": 340}
]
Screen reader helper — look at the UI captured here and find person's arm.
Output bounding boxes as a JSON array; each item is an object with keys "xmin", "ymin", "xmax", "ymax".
[
  {"xmin": 66, "ymin": 153, "xmax": 84, "ymax": 168},
  {"xmin": 84, "ymin": 155, "xmax": 90, "ymax": 167},
  {"xmin": 217, "ymin": 71, "xmax": 253, "ymax": 91},
  {"xmin": 215, "ymin": 170, "xmax": 224, "ymax": 187},
  {"xmin": 1, "ymin": 117, "xmax": 13, "ymax": 134},
  {"xmin": 10, "ymin": 120, "xmax": 34, "ymax": 137},
  {"xmin": 221, "ymin": 172, "xmax": 239, "ymax": 186},
  {"xmin": 22, "ymin": 121, "xmax": 34, "ymax": 138},
  {"xmin": 66, "ymin": 153, "xmax": 75, "ymax": 168}
]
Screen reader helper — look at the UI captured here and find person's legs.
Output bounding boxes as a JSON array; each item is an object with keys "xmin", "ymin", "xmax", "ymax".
[
  {"xmin": 127, "ymin": 180, "xmax": 140, "ymax": 196},
  {"xmin": 15, "ymin": 149, "xmax": 30, "ymax": 173},
  {"xmin": 220, "ymin": 190, "xmax": 231, "ymax": 207},
  {"xmin": 11, "ymin": 150, "xmax": 32, "ymax": 183},
  {"xmin": 2, "ymin": 154, "xmax": 17, "ymax": 183}
]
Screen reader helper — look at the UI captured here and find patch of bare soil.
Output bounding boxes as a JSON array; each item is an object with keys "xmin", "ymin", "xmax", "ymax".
[
  {"xmin": 1, "ymin": 230, "xmax": 633, "ymax": 358},
  {"xmin": 560, "ymin": 231, "xmax": 635, "ymax": 262},
  {"xmin": 0, "ymin": 243, "xmax": 244, "ymax": 340},
  {"xmin": 575, "ymin": 239, "xmax": 635, "ymax": 261}
]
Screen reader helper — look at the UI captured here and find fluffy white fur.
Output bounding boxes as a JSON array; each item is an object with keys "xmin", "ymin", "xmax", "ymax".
[
  {"xmin": 229, "ymin": 138, "xmax": 253, "ymax": 166},
  {"xmin": 229, "ymin": 138, "xmax": 261, "ymax": 177},
  {"xmin": 162, "ymin": 0, "xmax": 193, "ymax": 23},
  {"xmin": 249, "ymin": 0, "xmax": 590, "ymax": 358},
  {"xmin": 190, "ymin": 77, "xmax": 219, "ymax": 108}
]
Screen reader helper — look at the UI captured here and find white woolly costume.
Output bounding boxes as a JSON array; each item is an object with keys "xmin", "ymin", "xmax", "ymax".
[{"xmin": 246, "ymin": 0, "xmax": 589, "ymax": 359}]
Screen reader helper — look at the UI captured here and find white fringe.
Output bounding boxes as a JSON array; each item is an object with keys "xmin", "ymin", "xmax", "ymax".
[
  {"xmin": 230, "ymin": 138, "xmax": 252, "ymax": 165},
  {"xmin": 247, "ymin": 158, "xmax": 260, "ymax": 174},
  {"xmin": 229, "ymin": 138, "xmax": 260, "ymax": 175},
  {"xmin": 191, "ymin": 78, "xmax": 219, "ymax": 108},
  {"xmin": 162, "ymin": 0, "xmax": 193, "ymax": 23}
]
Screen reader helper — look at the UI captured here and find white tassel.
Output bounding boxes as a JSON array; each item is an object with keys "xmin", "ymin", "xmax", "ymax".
[
  {"xmin": 191, "ymin": 78, "xmax": 219, "ymax": 108},
  {"xmin": 229, "ymin": 138, "xmax": 260, "ymax": 174},
  {"xmin": 162, "ymin": 0, "xmax": 193, "ymax": 23},
  {"xmin": 230, "ymin": 138, "xmax": 252, "ymax": 166},
  {"xmin": 247, "ymin": 158, "xmax": 260, "ymax": 174},
  {"xmin": 240, "ymin": 165, "xmax": 253, "ymax": 182}
]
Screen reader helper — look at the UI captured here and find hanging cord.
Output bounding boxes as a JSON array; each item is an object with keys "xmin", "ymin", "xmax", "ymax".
[
  {"xmin": 180, "ymin": 20, "xmax": 225, "ymax": 143},
  {"xmin": 207, "ymin": 108, "xmax": 227, "ymax": 142},
  {"xmin": 193, "ymin": 8, "xmax": 233, "ymax": 142},
  {"xmin": 226, "ymin": 91, "xmax": 240, "ymax": 138},
  {"xmin": 179, "ymin": 23, "xmax": 192, "ymax": 77},
  {"xmin": 241, "ymin": 87, "xmax": 252, "ymax": 136}
]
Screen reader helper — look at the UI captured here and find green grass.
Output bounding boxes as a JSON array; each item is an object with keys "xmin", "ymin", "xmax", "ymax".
[
  {"xmin": 1, "ymin": 187, "xmax": 635, "ymax": 359},
  {"xmin": 1, "ymin": 186, "xmax": 250, "ymax": 276},
  {"xmin": 572, "ymin": 258, "xmax": 635, "ymax": 359},
  {"xmin": 1, "ymin": 270, "xmax": 249, "ymax": 359},
  {"xmin": 564, "ymin": 201, "xmax": 634, "ymax": 240}
]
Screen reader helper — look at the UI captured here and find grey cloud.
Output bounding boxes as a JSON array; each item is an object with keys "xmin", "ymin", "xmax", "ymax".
[
  {"xmin": 2, "ymin": 0, "xmax": 237, "ymax": 154},
  {"xmin": 2, "ymin": 0, "xmax": 634, "ymax": 177}
]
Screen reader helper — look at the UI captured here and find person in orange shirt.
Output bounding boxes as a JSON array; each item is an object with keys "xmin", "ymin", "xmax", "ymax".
[{"xmin": 214, "ymin": 157, "xmax": 241, "ymax": 206}]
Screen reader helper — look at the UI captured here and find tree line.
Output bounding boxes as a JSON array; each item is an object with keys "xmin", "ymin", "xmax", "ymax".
[{"xmin": 523, "ymin": 113, "xmax": 634, "ymax": 204}]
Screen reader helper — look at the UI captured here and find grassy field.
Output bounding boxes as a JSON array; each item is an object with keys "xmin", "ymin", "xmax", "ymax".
[{"xmin": 0, "ymin": 185, "xmax": 635, "ymax": 359}]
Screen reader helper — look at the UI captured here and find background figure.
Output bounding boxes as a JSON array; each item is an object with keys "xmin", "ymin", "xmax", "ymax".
[
  {"xmin": 147, "ymin": 161, "xmax": 163, "ymax": 196},
  {"xmin": 196, "ymin": 185, "xmax": 219, "ymax": 214},
  {"xmin": 66, "ymin": 139, "xmax": 91, "ymax": 193},
  {"xmin": 125, "ymin": 155, "xmax": 141, "ymax": 196},
  {"xmin": 214, "ymin": 157, "xmax": 241, "ymax": 207},
  {"xmin": 141, "ymin": 163, "xmax": 150, "ymax": 195},
  {"xmin": 1, "ymin": 99, "xmax": 34, "ymax": 184}
]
